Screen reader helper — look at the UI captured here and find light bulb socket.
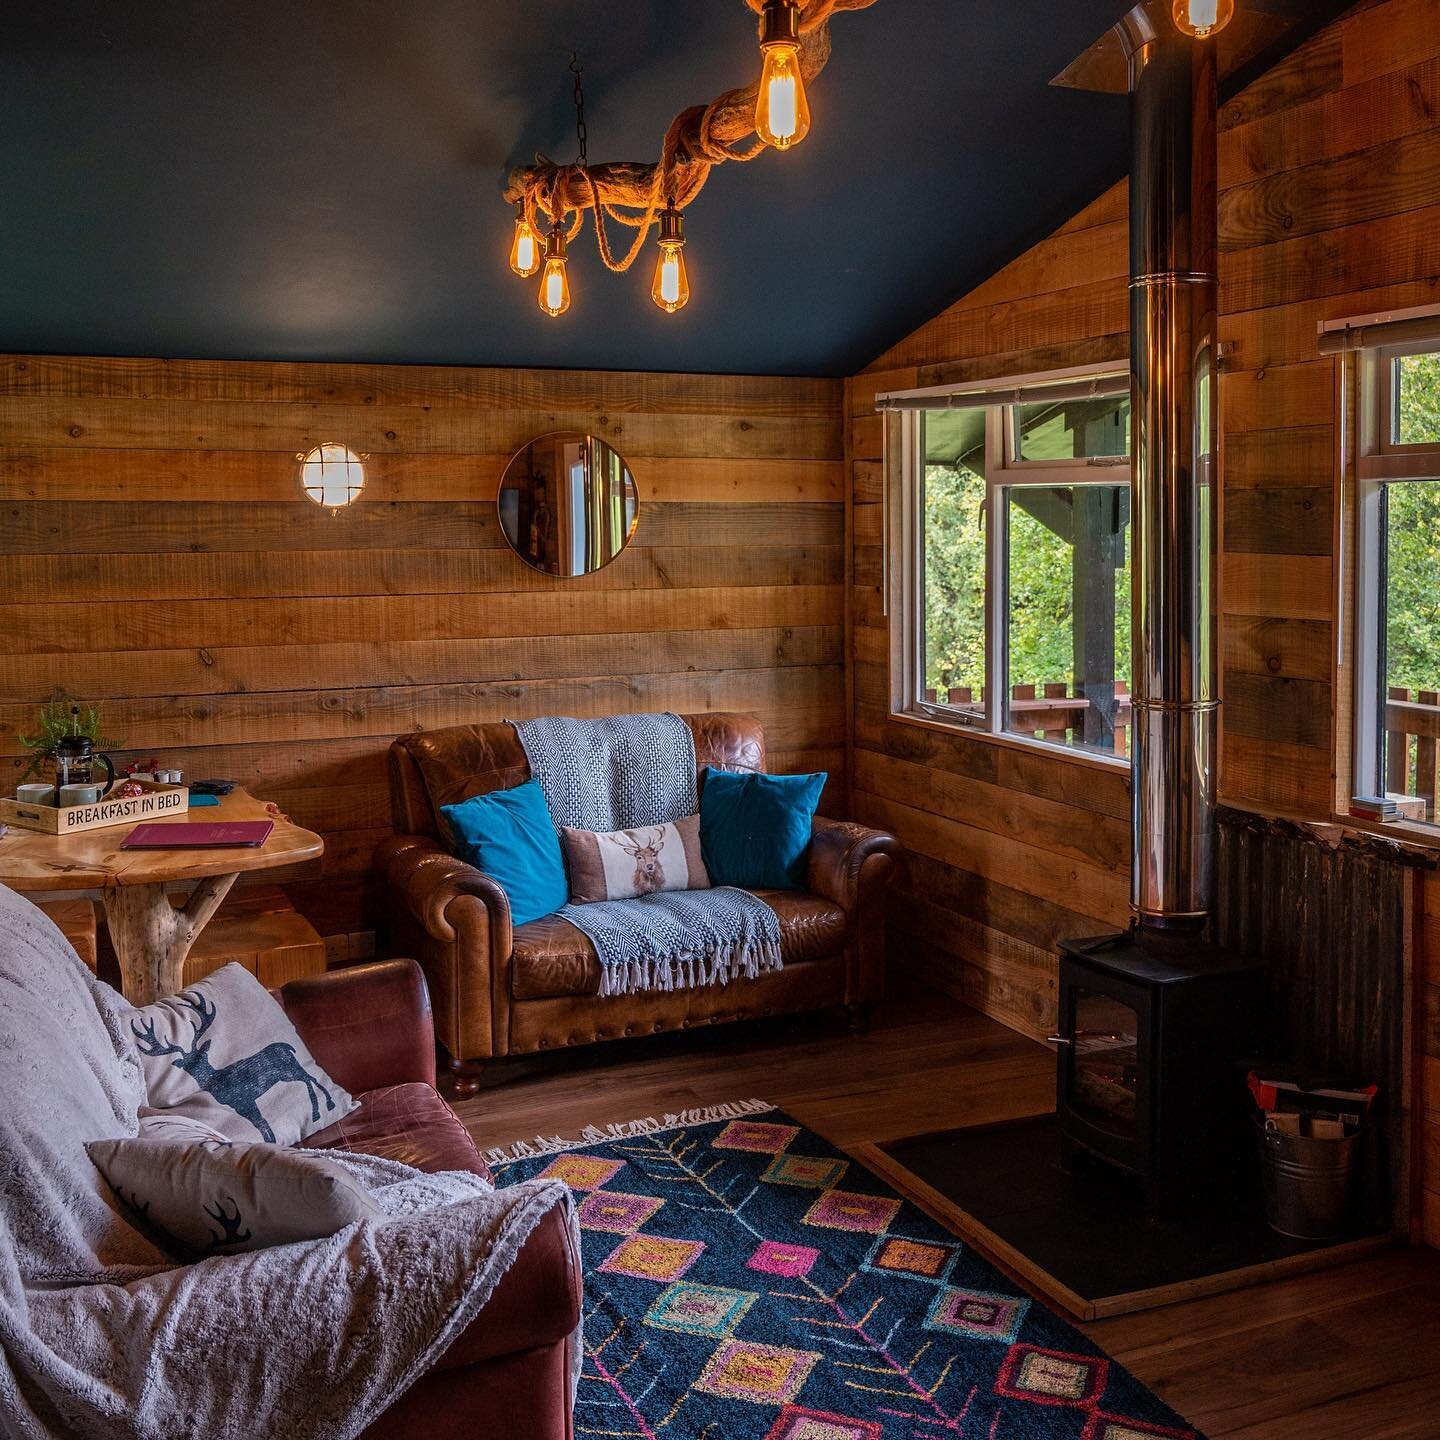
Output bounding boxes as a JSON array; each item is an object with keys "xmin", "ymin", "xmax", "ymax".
[
  {"xmin": 657, "ymin": 205, "xmax": 685, "ymax": 247},
  {"xmin": 544, "ymin": 227, "xmax": 568, "ymax": 261},
  {"xmin": 1171, "ymin": 0, "xmax": 1234, "ymax": 38},
  {"xmin": 759, "ymin": 0, "xmax": 800, "ymax": 50}
]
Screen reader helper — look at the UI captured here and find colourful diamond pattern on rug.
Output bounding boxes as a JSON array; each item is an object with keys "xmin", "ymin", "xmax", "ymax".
[
  {"xmin": 749, "ymin": 1240, "xmax": 821, "ymax": 1277},
  {"xmin": 645, "ymin": 1281, "xmax": 758, "ymax": 1337},
  {"xmin": 925, "ymin": 1285, "xmax": 1030, "ymax": 1342},
  {"xmin": 715, "ymin": 1119, "xmax": 802, "ymax": 1153},
  {"xmin": 861, "ymin": 1232, "xmax": 959, "ymax": 1285},
  {"xmin": 538, "ymin": 1153, "xmax": 625, "ymax": 1190},
  {"xmin": 697, "ymin": 1340, "xmax": 821, "ymax": 1404},
  {"xmin": 996, "ymin": 1344, "xmax": 1111, "ymax": 1407},
  {"xmin": 576, "ymin": 1189, "xmax": 664, "ymax": 1234},
  {"xmin": 1080, "ymin": 1418, "xmax": 1199, "ymax": 1440},
  {"xmin": 763, "ymin": 1153, "xmax": 850, "ymax": 1188},
  {"xmin": 764, "ymin": 1407, "xmax": 884, "ymax": 1439},
  {"xmin": 599, "ymin": 1234, "xmax": 704, "ymax": 1282},
  {"xmin": 494, "ymin": 1109, "xmax": 1204, "ymax": 1439},
  {"xmin": 802, "ymin": 1187, "xmax": 901, "ymax": 1234}
]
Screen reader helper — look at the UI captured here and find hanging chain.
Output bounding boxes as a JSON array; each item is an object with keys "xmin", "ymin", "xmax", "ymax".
[{"xmin": 570, "ymin": 53, "xmax": 588, "ymax": 168}]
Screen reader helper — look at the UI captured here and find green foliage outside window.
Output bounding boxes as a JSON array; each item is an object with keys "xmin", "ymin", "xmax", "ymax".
[
  {"xmin": 1006, "ymin": 501, "xmax": 1131, "ymax": 694},
  {"xmin": 1387, "ymin": 355, "xmax": 1440, "ymax": 695},
  {"xmin": 922, "ymin": 464, "xmax": 1132, "ymax": 701},
  {"xmin": 922, "ymin": 463, "xmax": 986, "ymax": 696},
  {"xmin": 1397, "ymin": 352, "xmax": 1440, "ymax": 446},
  {"xmin": 1386, "ymin": 481, "xmax": 1440, "ymax": 693}
]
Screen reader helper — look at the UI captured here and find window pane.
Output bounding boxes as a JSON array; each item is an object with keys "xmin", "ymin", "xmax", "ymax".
[
  {"xmin": 1014, "ymin": 394, "xmax": 1131, "ymax": 462},
  {"xmin": 1004, "ymin": 484, "xmax": 1131, "ymax": 756},
  {"xmin": 1395, "ymin": 352, "xmax": 1440, "ymax": 447},
  {"xmin": 1382, "ymin": 479, "xmax": 1440, "ymax": 819},
  {"xmin": 920, "ymin": 411, "xmax": 987, "ymax": 716}
]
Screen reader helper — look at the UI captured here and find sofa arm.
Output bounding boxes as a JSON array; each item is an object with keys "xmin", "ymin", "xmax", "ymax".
[
  {"xmin": 375, "ymin": 833, "xmax": 514, "ymax": 958},
  {"xmin": 278, "ymin": 959, "xmax": 437, "ymax": 1093},
  {"xmin": 434, "ymin": 1196, "xmax": 582, "ymax": 1370},
  {"xmin": 808, "ymin": 817, "xmax": 902, "ymax": 913}
]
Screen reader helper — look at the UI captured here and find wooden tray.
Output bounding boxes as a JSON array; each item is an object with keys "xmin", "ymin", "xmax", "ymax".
[{"xmin": 0, "ymin": 783, "xmax": 189, "ymax": 836}]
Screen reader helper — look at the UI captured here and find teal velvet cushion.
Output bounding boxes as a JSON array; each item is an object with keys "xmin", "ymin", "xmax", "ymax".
[
  {"xmin": 440, "ymin": 780, "xmax": 568, "ymax": 927},
  {"xmin": 699, "ymin": 767, "xmax": 827, "ymax": 891}
]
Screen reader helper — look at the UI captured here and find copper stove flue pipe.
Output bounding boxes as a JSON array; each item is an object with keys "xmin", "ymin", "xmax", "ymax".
[{"xmin": 1120, "ymin": 6, "xmax": 1220, "ymax": 931}]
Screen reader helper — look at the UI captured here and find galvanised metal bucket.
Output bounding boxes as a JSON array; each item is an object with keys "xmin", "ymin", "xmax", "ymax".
[{"xmin": 1255, "ymin": 1117, "xmax": 1361, "ymax": 1241}]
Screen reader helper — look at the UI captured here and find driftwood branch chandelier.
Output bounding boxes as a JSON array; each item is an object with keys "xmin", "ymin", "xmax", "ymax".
[{"xmin": 503, "ymin": 0, "xmax": 880, "ymax": 317}]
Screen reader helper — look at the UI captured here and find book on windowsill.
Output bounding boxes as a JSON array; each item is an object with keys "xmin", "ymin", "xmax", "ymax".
[
  {"xmin": 1348, "ymin": 793, "xmax": 1427, "ymax": 822},
  {"xmin": 121, "ymin": 820, "xmax": 274, "ymax": 849}
]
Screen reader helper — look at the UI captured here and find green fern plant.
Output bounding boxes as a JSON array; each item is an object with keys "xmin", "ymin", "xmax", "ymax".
[{"xmin": 16, "ymin": 695, "xmax": 123, "ymax": 783}]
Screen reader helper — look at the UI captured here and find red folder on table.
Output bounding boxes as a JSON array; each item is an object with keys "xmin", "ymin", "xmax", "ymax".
[{"xmin": 121, "ymin": 821, "xmax": 274, "ymax": 849}]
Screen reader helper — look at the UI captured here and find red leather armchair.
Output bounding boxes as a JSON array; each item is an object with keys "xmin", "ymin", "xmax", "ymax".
[
  {"xmin": 275, "ymin": 960, "xmax": 581, "ymax": 1440},
  {"xmin": 373, "ymin": 712, "xmax": 902, "ymax": 1092}
]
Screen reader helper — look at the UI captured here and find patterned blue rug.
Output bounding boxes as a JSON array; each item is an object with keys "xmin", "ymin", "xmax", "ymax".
[{"xmin": 489, "ymin": 1101, "xmax": 1205, "ymax": 1439}]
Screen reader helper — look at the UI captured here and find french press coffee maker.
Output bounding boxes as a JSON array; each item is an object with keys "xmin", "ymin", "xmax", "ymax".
[{"xmin": 53, "ymin": 711, "xmax": 117, "ymax": 804}]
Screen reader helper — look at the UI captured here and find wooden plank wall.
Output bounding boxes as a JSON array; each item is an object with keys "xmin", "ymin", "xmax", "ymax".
[
  {"xmin": 848, "ymin": 0, "xmax": 1440, "ymax": 1044},
  {"xmin": 0, "ymin": 358, "xmax": 846, "ymax": 936}
]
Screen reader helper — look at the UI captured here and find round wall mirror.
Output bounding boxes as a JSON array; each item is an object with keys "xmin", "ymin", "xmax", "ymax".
[{"xmin": 498, "ymin": 433, "xmax": 640, "ymax": 577}]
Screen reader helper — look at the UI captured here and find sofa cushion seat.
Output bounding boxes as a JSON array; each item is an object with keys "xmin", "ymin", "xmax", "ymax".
[
  {"xmin": 509, "ymin": 889, "xmax": 848, "ymax": 1001},
  {"xmin": 302, "ymin": 1081, "xmax": 491, "ymax": 1181}
]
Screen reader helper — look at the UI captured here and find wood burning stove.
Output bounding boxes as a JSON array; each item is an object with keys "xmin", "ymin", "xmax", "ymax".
[
  {"xmin": 1049, "ymin": 8, "xmax": 1257, "ymax": 1212},
  {"xmin": 1055, "ymin": 931, "xmax": 1264, "ymax": 1211}
]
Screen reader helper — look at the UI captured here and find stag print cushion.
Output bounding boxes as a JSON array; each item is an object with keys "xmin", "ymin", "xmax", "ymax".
[
  {"xmin": 135, "ymin": 1105, "xmax": 236, "ymax": 1144},
  {"xmin": 128, "ymin": 963, "xmax": 357, "ymax": 1145},
  {"xmin": 561, "ymin": 813, "xmax": 711, "ymax": 904},
  {"xmin": 88, "ymin": 1135, "xmax": 383, "ymax": 1257}
]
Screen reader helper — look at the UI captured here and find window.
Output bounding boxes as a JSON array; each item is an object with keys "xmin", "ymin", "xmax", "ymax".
[
  {"xmin": 1349, "ymin": 323, "xmax": 1440, "ymax": 822},
  {"xmin": 884, "ymin": 367, "xmax": 1133, "ymax": 762}
]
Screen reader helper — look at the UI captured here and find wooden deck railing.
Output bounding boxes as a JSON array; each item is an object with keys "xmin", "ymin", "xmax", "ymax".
[
  {"xmin": 924, "ymin": 682, "xmax": 1132, "ymax": 755},
  {"xmin": 1386, "ymin": 686, "xmax": 1440, "ymax": 820}
]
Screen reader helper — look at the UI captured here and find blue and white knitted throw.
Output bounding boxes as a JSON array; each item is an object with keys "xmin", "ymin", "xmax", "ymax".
[
  {"xmin": 518, "ymin": 712, "xmax": 697, "ymax": 832},
  {"xmin": 514, "ymin": 713, "xmax": 783, "ymax": 998}
]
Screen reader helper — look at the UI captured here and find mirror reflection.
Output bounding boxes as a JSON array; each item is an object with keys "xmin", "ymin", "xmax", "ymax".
[{"xmin": 498, "ymin": 433, "xmax": 639, "ymax": 577}]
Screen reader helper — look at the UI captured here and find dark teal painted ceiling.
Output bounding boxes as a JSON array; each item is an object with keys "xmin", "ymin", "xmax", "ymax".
[{"xmin": 0, "ymin": 1, "xmax": 1149, "ymax": 376}]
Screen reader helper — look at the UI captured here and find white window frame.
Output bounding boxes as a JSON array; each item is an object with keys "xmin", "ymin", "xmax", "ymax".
[
  {"xmin": 879, "ymin": 361, "xmax": 1133, "ymax": 767},
  {"xmin": 1344, "ymin": 313, "xmax": 1440, "ymax": 804}
]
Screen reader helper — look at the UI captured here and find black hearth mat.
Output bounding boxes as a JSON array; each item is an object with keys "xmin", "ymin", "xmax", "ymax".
[{"xmin": 880, "ymin": 1117, "xmax": 1387, "ymax": 1318}]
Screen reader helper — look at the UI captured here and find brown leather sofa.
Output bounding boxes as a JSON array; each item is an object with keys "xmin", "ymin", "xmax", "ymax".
[
  {"xmin": 276, "ymin": 959, "xmax": 581, "ymax": 1439},
  {"xmin": 374, "ymin": 712, "xmax": 901, "ymax": 1092}
]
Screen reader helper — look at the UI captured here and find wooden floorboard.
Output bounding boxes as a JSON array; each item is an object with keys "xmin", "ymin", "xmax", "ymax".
[
  {"xmin": 452, "ymin": 978, "xmax": 1055, "ymax": 1154},
  {"xmin": 453, "ymin": 978, "xmax": 1440, "ymax": 1438}
]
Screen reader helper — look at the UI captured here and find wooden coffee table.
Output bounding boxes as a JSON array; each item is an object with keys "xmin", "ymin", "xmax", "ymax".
[{"xmin": 0, "ymin": 787, "xmax": 323, "ymax": 1004}]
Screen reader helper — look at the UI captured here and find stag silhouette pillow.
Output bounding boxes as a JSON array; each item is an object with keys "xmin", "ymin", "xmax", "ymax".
[
  {"xmin": 88, "ymin": 1135, "xmax": 383, "ymax": 1257},
  {"xmin": 561, "ymin": 814, "xmax": 711, "ymax": 903},
  {"xmin": 127, "ymin": 963, "xmax": 357, "ymax": 1145}
]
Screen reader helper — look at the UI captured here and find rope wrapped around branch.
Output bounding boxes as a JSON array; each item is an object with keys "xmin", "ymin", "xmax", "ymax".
[{"xmin": 504, "ymin": 0, "xmax": 879, "ymax": 273}]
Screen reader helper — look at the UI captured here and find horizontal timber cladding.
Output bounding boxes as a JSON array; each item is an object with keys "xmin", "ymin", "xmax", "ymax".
[
  {"xmin": 848, "ymin": 0, "xmax": 1440, "ymax": 1049},
  {"xmin": 0, "ymin": 357, "xmax": 846, "ymax": 934}
]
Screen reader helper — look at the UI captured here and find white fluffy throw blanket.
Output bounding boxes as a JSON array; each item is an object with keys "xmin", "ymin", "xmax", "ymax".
[{"xmin": 0, "ymin": 884, "xmax": 578, "ymax": 1440}]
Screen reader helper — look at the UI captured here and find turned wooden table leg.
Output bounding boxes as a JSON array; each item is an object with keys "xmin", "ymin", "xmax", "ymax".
[{"xmin": 103, "ymin": 874, "xmax": 238, "ymax": 1004}]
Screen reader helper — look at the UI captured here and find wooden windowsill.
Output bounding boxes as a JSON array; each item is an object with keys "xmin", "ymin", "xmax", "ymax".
[
  {"xmin": 888, "ymin": 708, "xmax": 1133, "ymax": 778},
  {"xmin": 883, "ymin": 715, "xmax": 1440, "ymax": 856},
  {"xmin": 1327, "ymin": 811, "xmax": 1440, "ymax": 856},
  {"xmin": 1219, "ymin": 795, "xmax": 1440, "ymax": 860}
]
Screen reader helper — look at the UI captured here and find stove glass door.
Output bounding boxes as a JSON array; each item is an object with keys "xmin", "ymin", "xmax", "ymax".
[{"xmin": 1069, "ymin": 989, "xmax": 1141, "ymax": 1135}]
